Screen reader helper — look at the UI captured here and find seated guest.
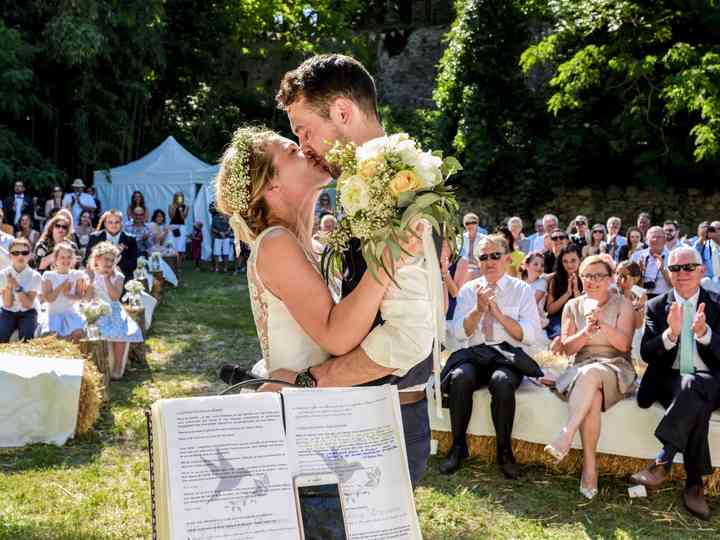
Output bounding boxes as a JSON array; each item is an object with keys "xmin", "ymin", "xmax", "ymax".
[
  {"xmin": 147, "ymin": 209, "xmax": 176, "ymax": 257},
  {"xmin": 440, "ymin": 234, "xmax": 543, "ymax": 478},
  {"xmin": 617, "ymin": 226, "xmax": 646, "ymax": 262},
  {"xmin": 615, "ymin": 260, "xmax": 646, "ymax": 334},
  {"xmin": 85, "ymin": 210, "xmax": 138, "ymax": 279},
  {"xmin": 125, "ymin": 207, "xmax": 152, "ymax": 256},
  {"xmin": 508, "ymin": 216, "xmax": 528, "ymax": 253},
  {"xmin": 546, "ymin": 245, "xmax": 583, "ymax": 339},
  {"xmin": 40, "ymin": 242, "xmax": 88, "ymax": 342},
  {"xmin": 531, "ymin": 214, "xmax": 559, "ymax": 253},
  {"xmin": 631, "ymin": 226, "xmax": 670, "ymax": 299},
  {"xmin": 582, "ymin": 224, "xmax": 606, "ymax": 258},
  {"xmin": 4, "ymin": 181, "xmax": 33, "ymax": 232},
  {"xmin": 75, "ymin": 210, "xmax": 95, "ymax": 261},
  {"xmin": 605, "ymin": 216, "xmax": 627, "ymax": 262},
  {"xmin": 544, "ymin": 255, "xmax": 635, "ymax": 499},
  {"xmin": 520, "ymin": 252, "xmax": 549, "ymax": 327},
  {"xmin": 33, "ymin": 214, "xmax": 80, "ymax": 274},
  {"xmin": 663, "ymin": 220, "xmax": 681, "ymax": 252},
  {"xmin": 0, "ymin": 208, "xmax": 14, "ymax": 236},
  {"xmin": 637, "ymin": 212, "xmax": 651, "ymax": 240},
  {"xmin": 569, "ymin": 215, "xmax": 590, "ymax": 252},
  {"xmin": 526, "ymin": 218, "xmax": 544, "ymax": 252},
  {"xmin": 459, "ymin": 212, "xmax": 487, "ymax": 260},
  {"xmin": 496, "ymin": 225, "xmax": 524, "ymax": 277},
  {"xmin": 126, "ymin": 191, "xmax": 148, "ymax": 224},
  {"xmin": 86, "ymin": 242, "xmax": 143, "ymax": 379},
  {"xmin": 631, "ymin": 247, "xmax": 720, "ymax": 520},
  {"xmin": 0, "ymin": 238, "xmax": 41, "ymax": 342},
  {"xmin": 543, "ymin": 229, "xmax": 569, "ymax": 274},
  {"xmin": 16, "ymin": 214, "xmax": 39, "ymax": 249}
]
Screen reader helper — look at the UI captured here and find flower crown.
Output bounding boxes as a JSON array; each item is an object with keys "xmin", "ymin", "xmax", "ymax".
[{"xmin": 222, "ymin": 130, "xmax": 253, "ymax": 216}]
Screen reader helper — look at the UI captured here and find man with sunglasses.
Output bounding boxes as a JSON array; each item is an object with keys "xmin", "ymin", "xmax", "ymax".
[
  {"xmin": 441, "ymin": 235, "xmax": 543, "ymax": 477},
  {"xmin": 0, "ymin": 238, "xmax": 41, "ymax": 342},
  {"xmin": 543, "ymin": 230, "xmax": 569, "ymax": 274},
  {"xmin": 663, "ymin": 220, "xmax": 681, "ymax": 252},
  {"xmin": 632, "ymin": 247, "xmax": 720, "ymax": 520}
]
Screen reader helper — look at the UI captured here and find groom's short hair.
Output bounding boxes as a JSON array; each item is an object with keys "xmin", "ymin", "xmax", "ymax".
[{"xmin": 276, "ymin": 54, "xmax": 379, "ymax": 121}]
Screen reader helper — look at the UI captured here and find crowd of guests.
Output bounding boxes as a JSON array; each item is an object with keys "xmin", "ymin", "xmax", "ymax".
[{"xmin": 436, "ymin": 211, "xmax": 720, "ymax": 521}]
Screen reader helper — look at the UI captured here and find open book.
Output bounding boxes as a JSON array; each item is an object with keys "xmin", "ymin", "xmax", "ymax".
[{"xmin": 147, "ymin": 385, "xmax": 422, "ymax": 540}]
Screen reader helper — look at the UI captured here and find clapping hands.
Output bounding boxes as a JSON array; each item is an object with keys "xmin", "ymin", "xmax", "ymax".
[
  {"xmin": 667, "ymin": 302, "xmax": 707, "ymax": 339},
  {"xmin": 584, "ymin": 308, "xmax": 601, "ymax": 335},
  {"xmin": 475, "ymin": 285, "xmax": 496, "ymax": 313}
]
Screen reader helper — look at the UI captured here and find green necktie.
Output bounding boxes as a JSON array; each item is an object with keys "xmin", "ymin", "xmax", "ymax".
[{"xmin": 679, "ymin": 300, "xmax": 694, "ymax": 375}]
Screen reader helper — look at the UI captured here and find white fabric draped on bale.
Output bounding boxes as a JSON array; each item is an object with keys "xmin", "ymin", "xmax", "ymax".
[
  {"xmin": 0, "ymin": 355, "xmax": 84, "ymax": 446},
  {"xmin": 429, "ymin": 380, "xmax": 720, "ymax": 466}
]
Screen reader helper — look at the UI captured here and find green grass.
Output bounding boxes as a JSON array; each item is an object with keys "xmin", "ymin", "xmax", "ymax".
[{"xmin": 1, "ymin": 266, "xmax": 718, "ymax": 539}]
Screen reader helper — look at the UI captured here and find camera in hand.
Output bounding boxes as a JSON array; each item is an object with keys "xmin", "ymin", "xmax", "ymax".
[{"xmin": 643, "ymin": 281, "xmax": 656, "ymax": 290}]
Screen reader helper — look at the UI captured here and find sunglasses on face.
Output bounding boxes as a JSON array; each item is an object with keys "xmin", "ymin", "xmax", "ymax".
[
  {"xmin": 576, "ymin": 221, "xmax": 586, "ymax": 226},
  {"xmin": 11, "ymin": 250, "xmax": 30, "ymax": 257},
  {"xmin": 581, "ymin": 273, "xmax": 609, "ymax": 282},
  {"xmin": 465, "ymin": 221, "xmax": 478, "ymax": 226},
  {"xmin": 551, "ymin": 234, "xmax": 568, "ymax": 241},
  {"xmin": 478, "ymin": 252, "xmax": 504, "ymax": 262},
  {"xmin": 668, "ymin": 263, "xmax": 701, "ymax": 273},
  {"xmin": 54, "ymin": 223, "xmax": 69, "ymax": 230},
  {"xmin": 592, "ymin": 230, "xmax": 604, "ymax": 234}
]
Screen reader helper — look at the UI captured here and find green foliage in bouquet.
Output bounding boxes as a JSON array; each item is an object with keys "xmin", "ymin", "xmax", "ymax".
[{"xmin": 322, "ymin": 134, "xmax": 461, "ymax": 283}]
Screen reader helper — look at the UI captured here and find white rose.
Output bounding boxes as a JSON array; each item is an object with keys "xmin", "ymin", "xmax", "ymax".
[
  {"xmin": 414, "ymin": 152, "xmax": 444, "ymax": 187},
  {"xmin": 356, "ymin": 136, "xmax": 389, "ymax": 162},
  {"xmin": 340, "ymin": 175, "xmax": 371, "ymax": 216}
]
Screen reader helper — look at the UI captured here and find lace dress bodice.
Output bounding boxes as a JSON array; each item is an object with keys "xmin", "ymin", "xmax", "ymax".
[{"xmin": 247, "ymin": 226, "xmax": 329, "ymax": 373}]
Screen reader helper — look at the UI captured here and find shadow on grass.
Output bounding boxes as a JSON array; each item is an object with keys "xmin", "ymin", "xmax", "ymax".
[{"xmin": 420, "ymin": 457, "xmax": 720, "ymax": 539}]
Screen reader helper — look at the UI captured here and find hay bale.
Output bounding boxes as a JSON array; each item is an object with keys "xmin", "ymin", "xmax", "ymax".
[
  {"xmin": 79, "ymin": 339, "xmax": 111, "ymax": 401},
  {"xmin": 0, "ymin": 336, "xmax": 104, "ymax": 437},
  {"xmin": 432, "ymin": 431, "xmax": 720, "ymax": 495}
]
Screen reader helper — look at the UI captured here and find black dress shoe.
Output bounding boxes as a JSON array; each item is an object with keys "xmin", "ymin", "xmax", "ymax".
[
  {"xmin": 683, "ymin": 484, "xmax": 711, "ymax": 521},
  {"xmin": 498, "ymin": 447, "xmax": 521, "ymax": 480},
  {"xmin": 439, "ymin": 445, "xmax": 469, "ymax": 475},
  {"xmin": 219, "ymin": 364, "xmax": 249, "ymax": 385}
]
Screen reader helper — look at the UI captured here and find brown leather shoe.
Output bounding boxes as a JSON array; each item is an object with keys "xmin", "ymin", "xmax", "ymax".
[
  {"xmin": 683, "ymin": 485, "xmax": 711, "ymax": 521},
  {"xmin": 630, "ymin": 461, "xmax": 669, "ymax": 488}
]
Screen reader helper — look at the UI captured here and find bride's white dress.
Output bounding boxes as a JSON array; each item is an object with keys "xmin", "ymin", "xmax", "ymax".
[
  {"xmin": 248, "ymin": 226, "xmax": 329, "ymax": 377},
  {"xmin": 246, "ymin": 225, "xmax": 445, "ymax": 416}
]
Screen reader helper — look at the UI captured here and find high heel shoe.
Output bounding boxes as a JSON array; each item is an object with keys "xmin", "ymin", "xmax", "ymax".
[
  {"xmin": 543, "ymin": 443, "xmax": 569, "ymax": 464},
  {"xmin": 580, "ymin": 472, "xmax": 598, "ymax": 500}
]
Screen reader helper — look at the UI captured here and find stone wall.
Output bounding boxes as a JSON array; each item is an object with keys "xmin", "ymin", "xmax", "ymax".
[
  {"xmin": 459, "ymin": 186, "xmax": 720, "ymax": 235},
  {"xmin": 375, "ymin": 26, "xmax": 449, "ymax": 109}
]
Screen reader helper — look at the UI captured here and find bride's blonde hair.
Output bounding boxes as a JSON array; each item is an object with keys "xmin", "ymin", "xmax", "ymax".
[{"xmin": 215, "ymin": 126, "xmax": 280, "ymax": 244}]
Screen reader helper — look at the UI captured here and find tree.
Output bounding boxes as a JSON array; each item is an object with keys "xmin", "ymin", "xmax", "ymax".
[{"xmin": 520, "ymin": 0, "xmax": 720, "ymax": 187}]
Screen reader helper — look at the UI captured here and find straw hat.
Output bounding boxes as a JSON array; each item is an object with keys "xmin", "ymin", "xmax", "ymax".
[{"xmin": 71, "ymin": 178, "xmax": 85, "ymax": 188}]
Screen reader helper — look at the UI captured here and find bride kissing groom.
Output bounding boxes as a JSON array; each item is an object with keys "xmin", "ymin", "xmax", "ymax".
[{"xmin": 216, "ymin": 54, "xmax": 443, "ymax": 488}]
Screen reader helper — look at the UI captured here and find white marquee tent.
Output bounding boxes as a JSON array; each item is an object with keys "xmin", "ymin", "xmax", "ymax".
[{"xmin": 93, "ymin": 136, "xmax": 219, "ymax": 227}]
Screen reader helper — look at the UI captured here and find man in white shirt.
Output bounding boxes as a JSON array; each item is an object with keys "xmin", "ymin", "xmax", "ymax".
[
  {"xmin": 632, "ymin": 247, "xmax": 720, "ymax": 520},
  {"xmin": 63, "ymin": 179, "xmax": 97, "ymax": 226},
  {"xmin": 530, "ymin": 213, "xmax": 558, "ymax": 253},
  {"xmin": 3, "ymin": 181, "xmax": 33, "ymax": 231},
  {"xmin": 631, "ymin": 226, "xmax": 671, "ymax": 298},
  {"xmin": 0, "ymin": 238, "xmax": 41, "ymax": 341},
  {"xmin": 605, "ymin": 216, "xmax": 627, "ymax": 262},
  {"xmin": 439, "ymin": 234, "xmax": 542, "ymax": 478},
  {"xmin": 525, "ymin": 218, "xmax": 544, "ymax": 252}
]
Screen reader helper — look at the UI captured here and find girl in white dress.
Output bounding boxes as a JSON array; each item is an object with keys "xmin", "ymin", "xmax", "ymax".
[
  {"xmin": 215, "ymin": 126, "xmax": 425, "ymax": 384},
  {"xmin": 87, "ymin": 241, "xmax": 143, "ymax": 379},
  {"xmin": 40, "ymin": 242, "xmax": 88, "ymax": 341}
]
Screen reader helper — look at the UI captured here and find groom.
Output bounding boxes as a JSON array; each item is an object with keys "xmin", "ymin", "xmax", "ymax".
[{"xmin": 275, "ymin": 54, "xmax": 434, "ymax": 488}]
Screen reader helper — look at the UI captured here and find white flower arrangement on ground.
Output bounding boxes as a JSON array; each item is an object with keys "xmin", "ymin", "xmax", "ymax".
[
  {"xmin": 79, "ymin": 300, "xmax": 111, "ymax": 324},
  {"xmin": 136, "ymin": 256, "xmax": 148, "ymax": 269},
  {"xmin": 323, "ymin": 133, "xmax": 461, "ymax": 280},
  {"xmin": 149, "ymin": 252, "xmax": 162, "ymax": 272}
]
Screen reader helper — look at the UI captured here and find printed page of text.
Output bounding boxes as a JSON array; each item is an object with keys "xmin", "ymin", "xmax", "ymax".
[{"xmin": 283, "ymin": 386, "xmax": 421, "ymax": 540}]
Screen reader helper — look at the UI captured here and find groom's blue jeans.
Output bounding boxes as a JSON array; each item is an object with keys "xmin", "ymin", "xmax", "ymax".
[{"xmin": 401, "ymin": 398, "xmax": 431, "ymax": 489}]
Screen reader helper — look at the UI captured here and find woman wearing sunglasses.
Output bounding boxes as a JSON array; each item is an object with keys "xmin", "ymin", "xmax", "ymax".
[
  {"xmin": 0, "ymin": 238, "xmax": 42, "ymax": 342},
  {"xmin": 32, "ymin": 214, "xmax": 79, "ymax": 273},
  {"xmin": 543, "ymin": 255, "xmax": 635, "ymax": 500}
]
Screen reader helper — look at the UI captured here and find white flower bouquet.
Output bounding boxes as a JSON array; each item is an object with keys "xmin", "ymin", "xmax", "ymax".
[
  {"xmin": 79, "ymin": 300, "xmax": 111, "ymax": 324},
  {"xmin": 323, "ymin": 133, "xmax": 461, "ymax": 280},
  {"xmin": 123, "ymin": 279, "xmax": 145, "ymax": 308},
  {"xmin": 136, "ymin": 256, "xmax": 148, "ymax": 269}
]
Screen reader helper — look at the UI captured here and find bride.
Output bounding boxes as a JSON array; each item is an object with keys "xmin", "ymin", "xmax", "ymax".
[{"xmin": 215, "ymin": 126, "xmax": 424, "ymax": 385}]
